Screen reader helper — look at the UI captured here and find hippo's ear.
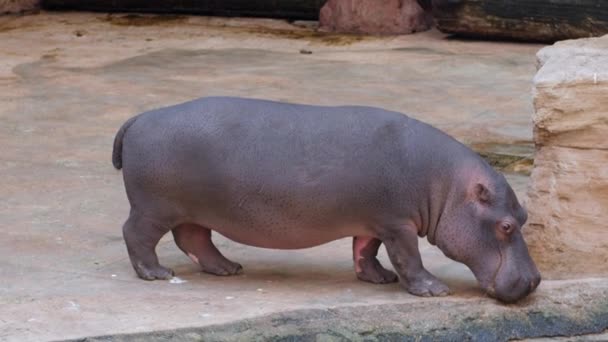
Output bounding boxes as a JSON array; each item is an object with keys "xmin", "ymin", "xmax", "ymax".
[{"xmin": 474, "ymin": 183, "xmax": 491, "ymax": 203}]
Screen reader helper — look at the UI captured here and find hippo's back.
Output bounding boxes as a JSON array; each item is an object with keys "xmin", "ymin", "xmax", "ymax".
[{"xmin": 123, "ymin": 96, "xmax": 417, "ymax": 186}]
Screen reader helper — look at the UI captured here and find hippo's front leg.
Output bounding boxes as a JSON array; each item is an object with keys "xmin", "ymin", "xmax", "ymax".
[{"xmin": 382, "ymin": 224, "xmax": 451, "ymax": 297}]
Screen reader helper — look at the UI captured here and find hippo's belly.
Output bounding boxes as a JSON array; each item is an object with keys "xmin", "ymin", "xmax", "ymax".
[{"xmin": 199, "ymin": 215, "xmax": 371, "ymax": 249}]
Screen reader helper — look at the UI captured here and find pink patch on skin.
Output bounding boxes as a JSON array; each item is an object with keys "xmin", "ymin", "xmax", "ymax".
[
  {"xmin": 353, "ymin": 237, "xmax": 375, "ymax": 273},
  {"xmin": 188, "ymin": 252, "xmax": 199, "ymax": 265},
  {"xmin": 355, "ymin": 256, "xmax": 365, "ymax": 273}
]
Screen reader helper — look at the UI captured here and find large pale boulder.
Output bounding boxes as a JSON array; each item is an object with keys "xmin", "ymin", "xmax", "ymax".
[
  {"xmin": 319, "ymin": 0, "xmax": 432, "ymax": 35},
  {"xmin": 526, "ymin": 34, "xmax": 608, "ymax": 278},
  {"xmin": 0, "ymin": 0, "xmax": 38, "ymax": 14}
]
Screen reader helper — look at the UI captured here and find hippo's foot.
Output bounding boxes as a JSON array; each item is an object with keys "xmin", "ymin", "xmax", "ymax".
[
  {"xmin": 134, "ymin": 262, "xmax": 175, "ymax": 281},
  {"xmin": 200, "ymin": 258, "xmax": 243, "ymax": 276},
  {"xmin": 352, "ymin": 236, "xmax": 398, "ymax": 284},
  {"xmin": 356, "ymin": 258, "xmax": 398, "ymax": 284},
  {"xmin": 172, "ymin": 223, "xmax": 243, "ymax": 277},
  {"xmin": 405, "ymin": 269, "xmax": 451, "ymax": 297},
  {"xmin": 122, "ymin": 214, "xmax": 174, "ymax": 281}
]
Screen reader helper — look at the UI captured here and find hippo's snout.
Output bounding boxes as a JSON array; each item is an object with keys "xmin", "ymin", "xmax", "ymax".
[{"xmin": 489, "ymin": 267, "xmax": 541, "ymax": 303}]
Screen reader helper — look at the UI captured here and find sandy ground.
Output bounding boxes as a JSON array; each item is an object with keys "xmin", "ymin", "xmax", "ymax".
[{"xmin": 3, "ymin": 11, "xmax": 604, "ymax": 342}]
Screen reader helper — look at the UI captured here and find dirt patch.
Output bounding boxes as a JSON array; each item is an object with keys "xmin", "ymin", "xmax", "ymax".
[
  {"xmin": 478, "ymin": 151, "xmax": 533, "ymax": 175},
  {"xmin": 99, "ymin": 14, "xmax": 188, "ymax": 26},
  {"xmin": 472, "ymin": 143, "xmax": 534, "ymax": 175},
  {"xmin": 0, "ymin": 23, "xmax": 17, "ymax": 32},
  {"xmin": 97, "ymin": 13, "xmax": 366, "ymax": 45},
  {"xmin": 0, "ymin": 18, "xmax": 22, "ymax": 32},
  {"xmin": 242, "ymin": 26, "xmax": 366, "ymax": 45}
]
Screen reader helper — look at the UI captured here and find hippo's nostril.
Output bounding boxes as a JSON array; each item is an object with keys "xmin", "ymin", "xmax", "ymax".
[{"xmin": 510, "ymin": 276, "xmax": 523, "ymax": 290}]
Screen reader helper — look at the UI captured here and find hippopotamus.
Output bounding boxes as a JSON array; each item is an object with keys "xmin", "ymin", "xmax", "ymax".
[{"xmin": 112, "ymin": 96, "xmax": 541, "ymax": 303}]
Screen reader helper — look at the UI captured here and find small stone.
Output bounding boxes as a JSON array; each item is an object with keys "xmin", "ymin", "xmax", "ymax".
[
  {"xmin": 299, "ymin": 49, "xmax": 313, "ymax": 55},
  {"xmin": 225, "ymin": 296, "xmax": 234, "ymax": 300},
  {"xmin": 67, "ymin": 301, "xmax": 80, "ymax": 311},
  {"xmin": 169, "ymin": 277, "xmax": 187, "ymax": 284}
]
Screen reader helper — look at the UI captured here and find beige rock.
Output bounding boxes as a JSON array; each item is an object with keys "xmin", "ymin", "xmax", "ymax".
[
  {"xmin": 319, "ymin": 0, "xmax": 432, "ymax": 35},
  {"xmin": 526, "ymin": 34, "xmax": 608, "ymax": 278},
  {"xmin": 0, "ymin": 0, "xmax": 39, "ymax": 14}
]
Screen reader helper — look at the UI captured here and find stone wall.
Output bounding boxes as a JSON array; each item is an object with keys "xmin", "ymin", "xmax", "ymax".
[
  {"xmin": 319, "ymin": 0, "xmax": 432, "ymax": 34},
  {"xmin": 525, "ymin": 34, "xmax": 608, "ymax": 278},
  {"xmin": 0, "ymin": 0, "xmax": 38, "ymax": 14}
]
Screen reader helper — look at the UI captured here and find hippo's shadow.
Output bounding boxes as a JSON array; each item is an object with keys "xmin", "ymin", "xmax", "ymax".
[{"xmin": 167, "ymin": 251, "xmax": 485, "ymax": 299}]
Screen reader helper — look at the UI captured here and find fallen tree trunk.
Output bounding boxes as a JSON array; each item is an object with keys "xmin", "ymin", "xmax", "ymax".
[
  {"xmin": 42, "ymin": 0, "xmax": 327, "ymax": 20},
  {"xmin": 432, "ymin": 0, "xmax": 608, "ymax": 42}
]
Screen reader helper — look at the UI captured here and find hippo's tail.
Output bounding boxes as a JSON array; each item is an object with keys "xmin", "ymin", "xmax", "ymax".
[{"xmin": 112, "ymin": 115, "xmax": 139, "ymax": 170}]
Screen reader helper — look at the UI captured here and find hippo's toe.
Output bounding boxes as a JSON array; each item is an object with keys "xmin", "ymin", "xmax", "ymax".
[
  {"xmin": 135, "ymin": 263, "xmax": 175, "ymax": 281},
  {"xmin": 201, "ymin": 260, "xmax": 243, "ymax": 276},
  {"xmin": 404, "ymin": 270, "xmax": 451, "ymax": 297}
]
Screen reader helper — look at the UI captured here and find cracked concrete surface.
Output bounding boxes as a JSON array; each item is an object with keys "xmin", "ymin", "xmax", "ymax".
[{"xmin": 1, "ymin": 12, "xmax": 606, "ymax": 342}]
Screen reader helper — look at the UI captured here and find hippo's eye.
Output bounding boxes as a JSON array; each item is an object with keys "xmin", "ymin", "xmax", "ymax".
[{"xmin": 500, "ymin": 222, "xmax": 513, "ymax": 234}]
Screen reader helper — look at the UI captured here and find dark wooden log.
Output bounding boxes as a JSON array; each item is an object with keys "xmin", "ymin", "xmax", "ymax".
[
  {"xmin": 432, "ymin": 0, "xmax": 608, "ymax": 43},
  {"xmin": 41, "ymin": 0, "xmax": 328, "ymax": 20}
]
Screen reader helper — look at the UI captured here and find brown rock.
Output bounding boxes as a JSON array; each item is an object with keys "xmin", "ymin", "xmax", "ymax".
[
  {"xmin": 525, "ymin": 34, "xmax": 608, "ymax": 279},
  {"xmin": 0, "ymin": 0, "xmax": 39, "ymax": 14},
  {"xmin": 319, "ymin": 0, "xmax": 432, "ymax": 35}
]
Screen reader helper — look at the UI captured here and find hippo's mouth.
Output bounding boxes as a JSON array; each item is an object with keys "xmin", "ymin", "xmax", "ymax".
[
  {"xmin": 487, "ymin": 246, "xmax": 504, "ymax": 297},
  {"xmin": 470, "ymin": 246, "xmax": 504, "ymax": 300}
]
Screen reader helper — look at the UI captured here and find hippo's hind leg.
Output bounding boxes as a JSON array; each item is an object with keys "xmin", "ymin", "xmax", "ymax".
[
  {"xmin": 353, "ymin": 236, "xmax": 398, "ymax": 284},
  {"xmin": 122, "ymin": 213, "xmax": 174, "ymax": 280},
  {"xmin": 172, "ymin": 224, "xmax": 243, "ymax": 276}
]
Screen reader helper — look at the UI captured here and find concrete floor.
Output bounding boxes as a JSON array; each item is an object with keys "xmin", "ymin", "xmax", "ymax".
[{"xmin": 1, "ymin": 12, "xmax": 606, "ymax": 342}]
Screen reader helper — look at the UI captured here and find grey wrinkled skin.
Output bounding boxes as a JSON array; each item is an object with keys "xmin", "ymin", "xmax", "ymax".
[{"xmin": 113, "ymin": 96, "xmax": 541, "ymax": 303}]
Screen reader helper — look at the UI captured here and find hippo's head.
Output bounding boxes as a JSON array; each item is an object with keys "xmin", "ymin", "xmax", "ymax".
[{"xmin": 434, "ymin": 166, "xmax": 541, "ymax": 303}]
